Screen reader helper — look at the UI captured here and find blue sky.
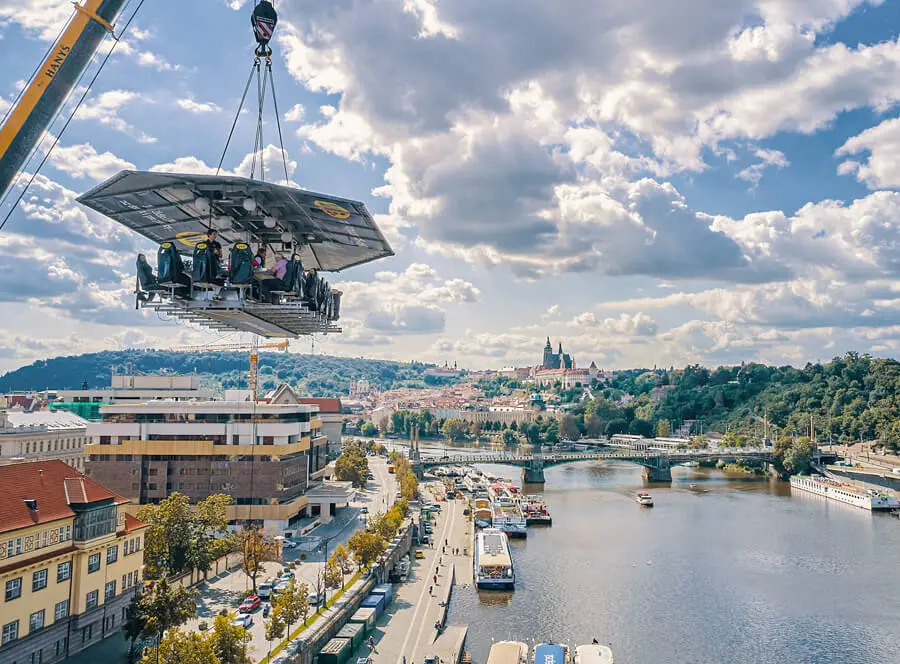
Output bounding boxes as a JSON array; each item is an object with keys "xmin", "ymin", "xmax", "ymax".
[{"xmin": 1, "ymin": 0, "xmax": 900, "ymax": 372}]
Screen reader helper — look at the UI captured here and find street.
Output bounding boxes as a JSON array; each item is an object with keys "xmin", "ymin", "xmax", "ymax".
[{"xmin": 185, "ymin": 454, "xmax": 397, "ymax": 661}]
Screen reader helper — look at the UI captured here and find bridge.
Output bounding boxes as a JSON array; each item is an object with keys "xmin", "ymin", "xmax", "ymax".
[{"xmin": 412, "ymin": 448, "xmax": 774, "ymax": 484}]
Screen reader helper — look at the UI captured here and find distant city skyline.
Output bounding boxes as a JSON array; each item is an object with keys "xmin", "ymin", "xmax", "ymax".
[{"xmin": 2, "ymin": 2, "xmax": 900, "ymax": 371}]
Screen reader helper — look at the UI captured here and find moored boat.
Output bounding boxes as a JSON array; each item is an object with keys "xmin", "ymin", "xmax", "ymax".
[
  {"xmin": 533, "ymin": 643, "xmax": 569, "ymax": 664},
  {"xmin": 521, "ymin": 495, "xmax": 552, "ymax": 525},
  {"xmin": 487, "ymin": 641, "xmax": 528, "ymax": 664},
  {"xmin": 636, "ymin": 491, "xmax": 653, "ymax": 507},
  {"xmin": 474, "ymin": 528, "xmax": 515, "ymax": 589},
  {"xmin": 790, "ymin": 475, "xmax": 900, "ymax": 511},
  {"xmin": 574, "ymin": 643, "xmax": 614, "ymax": 664},
  {"xmin": 473, "ymin": 491, "xmax": 493, "ymax": 528},
  {"xmin": 492, "ymin": 502, "xmax": 528, "ymax": 538}
]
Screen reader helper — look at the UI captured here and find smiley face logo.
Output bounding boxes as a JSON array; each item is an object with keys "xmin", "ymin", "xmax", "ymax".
[
  {"xmin": 313, "ymin": 200, "xmax": 350, "ymax": 219},
  {"xmin": 175, "ymin": 231, "xmax": 207, "ymax": 248}
]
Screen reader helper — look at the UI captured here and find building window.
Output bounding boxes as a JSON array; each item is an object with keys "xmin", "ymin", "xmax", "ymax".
[
  {"xmin": 55, "ymin": 636, "xmax": 68, "ymax": 656},
  {"xmin": 1, "ymin": 620, "xmax": 18, "ymax": 645},
  {"xmin": 58, "ymin": 525, "xmax": 71, "ymax": 542},
  {"xmin": 87, "ymin": 553, "xmax": 101, "ymax": 573},
  {"xmin": 73, "ymin": 505, "xmax": 117, "ymax": 542},
  {"xmin": 104, "ymin": 581, "xmax": 116, "ymax": 601},
  {"xmin": 5, "ymin": 577, "xmax": 22, "ymax": 601},
  {"xmin": 57, "ymin": 561, "xmax": 72, "ymax": 583},
  {"xmin": 85, "ymin": 590, "xmax": 98, "ymax": 610},
  {"xmin": 15, "ymin": 537, "xmax": 22, "ymax": 555},
  {"xmin": 54, "ymin": 600, "xmax": 69, "ymax": 621},
  {"xmin": 29, "ymin": 609, "xmax": 44, "ymax": 633},
  {"xmin": 106, "ymin": 545, "xmax": 118, "ymax": 564},
  {"xmin": 32, "ymin": 569, "xmax": 48, "ymax": 592},
  {"xmin": 5, "ymin": 540, "xmax": 11, "ymax": 557}
]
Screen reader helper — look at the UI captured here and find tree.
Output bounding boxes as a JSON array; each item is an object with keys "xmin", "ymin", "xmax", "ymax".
[
  {"xmin": 324, "ymin": 555, "xmax": 343, "ymax": 590},
  {"xmin": 399, "ymin": 470, "xmax": 419, "ymax": 501},
  {"xmin": 559, "ymin": 414, "xmax": 580, "ymax": 440},
  {"xmin": 122, "ymin": 593, "xmax": 148, "ymax": 664},
  {"xmin": 585, "ymin": 415, "xmax": 604, "ymax": 438},
  {"xmin": 656, "ymin": 420, "xmax": 671, "ymax": 437},
  {"xmin": 502, "ymin": 429, "xmax": 519, "ymax": 446},
  {"xmin": 360, "ymin": 422, "xmax": 378, "ymax": 437},
  {"xmin": 347, "ymin": 529, "xmax": 386, "ymax": 569},
  {"xmin": 239, "ymin": 528, "xmax": 277, "ymax": 595},
  {"xmin": 139, "ymin": 629, "xmax": 219, "ymax": 664},
  {"xmin": 605, "ymin": 419, "xmax": 629, "ymax": 436},
  {"xmin": 273, "ymin": 579, "xmax": 307, "ymax": 637},
  {"xmin": 628, "ymin": 419, "xmax": 655, "ymax": 437},
  {"xmin": 136, "ymin": 579, "xmax": 197, "ymax": 660},
  {"xmin": 264, "ymin": 608, "xmax": 285, "ymax": 659},
  {"xmin": 783, "ymin": 436, "xmax": 815, "ymax": 474},
  {"xmin": 333, "ymin": 544, "xmax": 353, "ymax": 574},
  {"xmin": 335, "ymin": 445, "xmax": 369, "ymax": 489},
  {"xmin": 209, "ymin": 613, "xmax": 250, "ymax": 664},
  {"xmin": 441, "ymin": 418, "xmax": 469, "ymax": 441},
  {"xmin": 190, "ymin": 494, "xmax": 234, "ymax": 580}
]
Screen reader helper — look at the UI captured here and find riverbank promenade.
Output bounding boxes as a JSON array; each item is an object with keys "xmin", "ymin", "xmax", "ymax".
[{"xmin": 348, "ymin": 487, "xmax": 472, "ymax": 664}]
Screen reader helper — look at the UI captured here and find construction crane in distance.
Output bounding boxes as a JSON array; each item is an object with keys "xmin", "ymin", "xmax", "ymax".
[{"xmin": 169, "ymin": 339, "xmax": 289, "ymax": 400}]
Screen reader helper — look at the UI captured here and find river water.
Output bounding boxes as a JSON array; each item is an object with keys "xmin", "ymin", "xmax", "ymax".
[{"xmin": 438, "ymin": 455, "xmax": 900, "ymax": 664}]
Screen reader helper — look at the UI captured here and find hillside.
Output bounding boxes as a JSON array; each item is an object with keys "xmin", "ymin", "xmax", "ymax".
[{"xmin": 0, "ymin": 350, "xmax": 438, "ymax": 397}]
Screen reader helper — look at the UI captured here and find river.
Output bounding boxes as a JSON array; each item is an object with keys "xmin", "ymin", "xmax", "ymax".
[{"xmin": 436, "ymin": 453, "xmax": 900, "ymax": 664}]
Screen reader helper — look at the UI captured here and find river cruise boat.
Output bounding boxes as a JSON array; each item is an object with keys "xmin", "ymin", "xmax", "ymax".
[
  {"xmin": 492, "ymin": 502, "xmax": 528, "ymax": 538},
  {"xmin": 474, "ymin": 528, "xmax": 515, "ymax": 589},
  {"xmin": 473, "ymin": 492, "xmax": 493, "ymax": 527},
  {"xmin": 533, "ymin": 643, "xmax": 569, "ymax": 664},
  {"xmin": 574, "ymin": 644, "xmax": 614, "ymax": 664},
  {"xmin": 487, "ymin": 641, "xmax": 528, "ymax": 664},
  {"xmin": 636, "ymin": 491, "xmax": 654, "ymax": 507},
  {"xmin": 521, "ymin": 495, "xmax": 552, "ymax": 525},
  {"xmin": 790, "ymin": 475, "xmax": 900, "ymax": 511}
]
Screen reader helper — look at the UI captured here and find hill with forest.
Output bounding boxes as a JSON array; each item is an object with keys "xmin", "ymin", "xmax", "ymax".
[{"xmin": 0, "ymin": 350, "xmax": 442, "ymax": 397}]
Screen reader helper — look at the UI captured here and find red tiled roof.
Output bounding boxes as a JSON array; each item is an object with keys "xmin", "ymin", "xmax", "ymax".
[
  {"xmin": 0, "ymin": 460, "xmax": 127, "ymax": 534},
  {"xmin": 123, "ymin": 513, "xmax": 148, "ymax": 533},
  {"xmin": 298, "ymin": 397, "xmax": 342, "ymax": 413}
]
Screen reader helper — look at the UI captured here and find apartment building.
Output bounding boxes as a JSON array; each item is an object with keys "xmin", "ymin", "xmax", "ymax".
[
  {"xmin": 0, "ymin": 460, "xmax": 146, "ymax": 664},
  {"xmin": 0, "ymin": 410, "xmax": 88, "ymax": 470},
  {"xmin": 84, "ymin": 399, "xmax": 329, "ymax": 533}
]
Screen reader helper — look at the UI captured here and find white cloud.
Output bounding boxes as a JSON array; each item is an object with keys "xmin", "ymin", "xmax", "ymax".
[
  {"xmin": 285, "ymin": 104, "xmax": 305, "ymax": 122},
  {"xmin": 48, "ymin": 143, "xmax": 135, "ymax": 181},
  {"xmin": 75, "ymin": 90, "xmax": 156, "ymax": 144},
  {"xmin": 737, "ymin": 148, "xmax": 790, "ymax": 185},
  {"xmin": 836, "ymin": 117, "xmax": 900, "ymax": 189},
  {"xmin": 177, "ymin": 98, "xmax": 220, "ymax": 114},
  {"xmin": 136, "ymin": 51, "xmax": 181, "ymax": 72}
]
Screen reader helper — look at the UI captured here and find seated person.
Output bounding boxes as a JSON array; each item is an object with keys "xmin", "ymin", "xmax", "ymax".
[
  {"xmin": 253, "ymin": 246, "xmax": 268, "ymax": 270},
  {"xmin": 303, "ymin": 268, "xmax": 319, "ymax": 310},
  {"xmin": 258, "ymin": 253, "xmax": 290, "ymax": 303},
  {"xmin": 206, "ymin": 229, "xmax": 225, "ymax": 280}
]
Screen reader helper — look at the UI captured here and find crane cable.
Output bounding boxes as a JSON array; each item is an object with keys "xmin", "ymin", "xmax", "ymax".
[{"xmin": 0, "ymin": 0, "xmax": 148, "ymax": 234}]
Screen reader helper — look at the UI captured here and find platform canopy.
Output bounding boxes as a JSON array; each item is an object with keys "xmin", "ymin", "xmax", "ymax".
[{"xmin": 77, "ymin": 170, "xmax": 394, "ymax": 272}]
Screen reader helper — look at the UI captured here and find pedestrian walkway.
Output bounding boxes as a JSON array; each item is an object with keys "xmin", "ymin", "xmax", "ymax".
[{"xmin": 347, "ymin": 493, "xmax": 472, "ymax": 664}]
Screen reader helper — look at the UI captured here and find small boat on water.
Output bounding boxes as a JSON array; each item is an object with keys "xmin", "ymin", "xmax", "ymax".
[
  {"xmin": 683, "ymin": 460, "xmax": 699, "ymax": 468},
  {"xmin": 474, "ymin": 528, "xmax": 515, "ymax": 589},
  {"xmin": 521, "ymin": 495, "xmax": 552, "ymax": 525},
  {"xmin": 533, "ymin": 643, "xmax": 569, "ymax": 664},
  {"xmin": 636, "ymin": 491, "xmax": 653, "ymax": 507},
  {"xmin": 487, "ymin": 641, "xmax": 528, "ymax": 664},
  {"xmin": 574, "ymin": 643, "xmax": 614, "ymax": 664}
]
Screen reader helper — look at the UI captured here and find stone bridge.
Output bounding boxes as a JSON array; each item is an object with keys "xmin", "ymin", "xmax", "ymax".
[{"xmin": 414, "ymin": 448, "xmax": 774, "ymax": 484}]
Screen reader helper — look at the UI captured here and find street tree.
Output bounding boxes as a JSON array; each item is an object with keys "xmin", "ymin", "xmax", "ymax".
[
  {"xmin": 264, "ymin": 607, "xmax": 286, "ymax": 659},
  {"xmin": 273, "ymin": 579, "xmax": 305, "ymax": 637},
  {"xmin": 333, "ymin": 544, "xmax": 353, "ymax": 574},
  {"xmin": 139, "ymin": 628, "xmax": 219, "ymax": 664},
  {"xmin": 209, "ymin": 613, "xmax": 251, "ymax": 664},
  {"xmin": 335, "ymin": 446, "xmax": 370, "ymax": 488},
  {"xmin": 324, "ymin": 555, "xmax": 343, "ymax": 590},
  {"xmin": 239, "ymin": 527, "xmax": 277, "ymax": 595},
  {"xmin": 138, "ymin": 578, "xmax": 197, "ymax": 657},
  {"xmin": 122, "ymin": 593, "xmax": 148, "ymax": 663},
  {"xmin": 347, "ymin": 529, "xmax": 386, "ymax": 569},
  {"xmin": 190, "ymin": 494, "xmax": 234, "ymax": 580},
  {"xmin": 136, "ymin": 493, "xmax": 193, "ymax": 578}
]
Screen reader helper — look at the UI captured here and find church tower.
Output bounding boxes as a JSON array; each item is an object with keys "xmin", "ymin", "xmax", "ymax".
[{"xmin": 542, "ymin": 337, "xmax": 554, "ymax": 369}]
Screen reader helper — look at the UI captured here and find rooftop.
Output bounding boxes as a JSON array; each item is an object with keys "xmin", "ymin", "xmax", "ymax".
[
  {"xmin": 0, "ymin": 460, "xmax": 132, "ymax": 533},
  {"xmin": 0, "ymin": 410, "xmax": 89, "ymax": 434}
]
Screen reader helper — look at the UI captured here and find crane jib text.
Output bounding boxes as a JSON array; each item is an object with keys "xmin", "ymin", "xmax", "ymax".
[{"xmin": 43, "ymin": 45, "xmax": 71, "ymax": 80}]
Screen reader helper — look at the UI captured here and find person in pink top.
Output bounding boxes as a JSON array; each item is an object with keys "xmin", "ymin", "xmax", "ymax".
[{"xmin": 259, "ymin": 253, "xmax": 289, "ymax": 303}]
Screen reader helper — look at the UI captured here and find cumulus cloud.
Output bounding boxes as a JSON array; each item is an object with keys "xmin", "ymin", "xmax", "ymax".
[
  {"xmin": 74, "ymin": 90, "xmax": 156, "ymax": 144},
  {"xmin": 48, "ymin": 143, "xmax": 135, "ymax": 181},
  {"xmin": 836, "ymin": 117, "xmax": 900, "ymax": 189},
  {"xmin": 737, "ymin": 148, "xmax": 790, "ymax": 185},
  {"xmin": 136, "ymin": 51, "xmax": 181, "ymax": 72}
]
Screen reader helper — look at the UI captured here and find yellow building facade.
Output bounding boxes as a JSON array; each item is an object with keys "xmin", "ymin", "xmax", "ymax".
[{"xmin": 0, "ymin": 460, "xmax": 146, "ymax": 664}]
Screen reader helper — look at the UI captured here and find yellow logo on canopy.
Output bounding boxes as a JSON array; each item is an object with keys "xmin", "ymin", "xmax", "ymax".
[
  {"xmin": 314, "ymin": 200, "xmax": 350, "ymax": 219},
  {"xmin": 176, "ymin": 231, "xmax": 207, "ymax": 248}
]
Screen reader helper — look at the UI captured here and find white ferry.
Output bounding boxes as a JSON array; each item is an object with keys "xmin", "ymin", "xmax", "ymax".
[
  {"xmin": 790, "ymin": 475, "xmax": 900, "ymax": 511},
  {"xmin": 487, "ymin": 641, "xmax": 528, "ymax": 664},
  {"xmin": 474, "ymin": 528, "xmax": 515, "ymax": 589},
  {"xmin": 492, "ymin": 502, "xmax": 528, "ymax": 538},
  {"xmin": 574, "ymin": 643, "xmax": 615, "ymax": 664},
  {"xmin": 636, "ymin": 491, "xmax": 654, "ymax": 507}
]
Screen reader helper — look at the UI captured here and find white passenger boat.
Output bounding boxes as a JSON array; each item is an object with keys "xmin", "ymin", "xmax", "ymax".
[
  {"xmin": 636, "ymin": 491, "xmax": 653, "ymax": 507},
  {"xmin": 790, "ymin": 475, "xmax": 900, "ymax": 511},
  {"xmin": 474, "ymin": 528, "xmax": 515, "ymax": 589},
  {"xmin": 487, "ymin": 641, "xmax": 528, "ymax": 664},
  {"xmin": 574, "ymin": 643, "xmax": 614, "ymax": 664},
  {"xmin": 492, "ymin": 502, "xmax": 528, "ymax": 538}
]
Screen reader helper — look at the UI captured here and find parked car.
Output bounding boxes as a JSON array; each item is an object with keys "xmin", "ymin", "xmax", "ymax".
[
  {"xmin": 282, "ymin": 540, "xmax": 298, "ymax": 549},
  {"xmin": 415, "ymin": 550, "xmax": 425, "ymax": 559},
  {"xmin": 274, "ymin": 580, "xmax": 290, "ymax": 593},
  {"xmin": 424, "ymin": 656, "xmax": 441, "ymax": 664},
  {"xmin": 239, "ymin": 596, "xmax": 261, "ymax": 613},
  {"xmin": 367, "ymin": 472, "xmax": 375, "ymax": 480},
  {"xmin": 357, "ymin": 658, "xmax": 372, "ymax": 664},
  {"xmin": 233, "ymin": 613, "xmax": 254, "ymax": 629},
  {"xmin": 258, "ymin": 582, "xmax": 273, "ymax": 601},
  {"xmin": 278, "ymin": 572, "xmax": 294, "ymax": 583},
  {"xmin": 307, "ymin": 590, "xmax": 320, "ymax": 606},
  {"xmin": 360, "ymin": 506, "xmax": 368, "ymax": 514}
]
